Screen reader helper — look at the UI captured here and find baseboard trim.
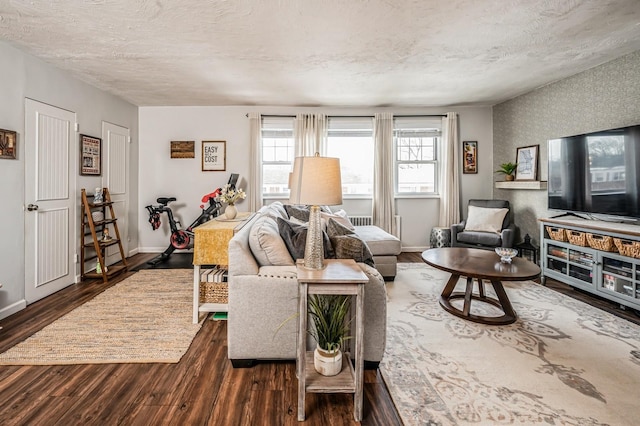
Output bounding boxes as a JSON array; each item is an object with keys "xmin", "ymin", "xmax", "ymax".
[{"xmin": 0, "ymin": 299, "xmax": 27, "ymax": 320}]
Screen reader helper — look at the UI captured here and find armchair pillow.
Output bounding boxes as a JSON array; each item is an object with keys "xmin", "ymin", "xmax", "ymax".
[{"xmin": 464, "ymin": 206, "xmax": 509, "ymax": 234}]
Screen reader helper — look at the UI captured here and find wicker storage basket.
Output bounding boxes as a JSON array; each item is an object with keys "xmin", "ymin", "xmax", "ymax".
[
  {"xmin": 613, "ymin": 238, "xmax": 640, "ymax": 259},
  {"xmin": 566, "ymin": 230, "xmax": 587, "ymax": 246},
  {"xmin": 546, "ymin": 226, "xmax": 567, "ymax": 242},
  {"xmin": 199, "ymin": 281, "xmax": 228, "ymax": 304},
  {"xmin": 586, "ymin": 233, "xmax": 617, "ymax": 252}
]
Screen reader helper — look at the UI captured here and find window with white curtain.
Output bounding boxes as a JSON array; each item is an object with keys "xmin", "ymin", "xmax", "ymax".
[
  {"xmin": 394, "ymin": 117, "xmax": 442, "ymax": 195},
  {"xmin": 326, "ymin": 117, "xmax": 374, "ymax": 197},
  {"xmin": 261, "ymin": 116, "xmax": 294, "ymax": 196}
]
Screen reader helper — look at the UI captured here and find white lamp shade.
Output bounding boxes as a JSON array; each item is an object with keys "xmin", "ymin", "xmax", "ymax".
[{"xmin": 289, "ymin": 156, "xmax": 342, "ymax": 206}]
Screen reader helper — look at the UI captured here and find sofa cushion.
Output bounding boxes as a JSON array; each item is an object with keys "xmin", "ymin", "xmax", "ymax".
[
  {"xmin": 320, "ymin": 209, "xmax": 355, "ymax": 231},
  {"xmin": 284, "ymin": 204, "xmax": 311, "ymax": 222},
  {"xmin": 464, "ymin": 206, "xmax": 509, "ymax": 234},
  {"xmin": 258, "ymin": 201, "xmax": 288, "ymax": 220},
  {"xmin": 249, "ymin": 215, "xmax": 294, "ymax": 266},
  {"xmin": 277, "ymin": 217, "xmax": 334, "ymax": 261},
  {"xmin": 456, "ymin": 230, "xmax": 503, "ymax": 247},
  {"xmin": 353, "ymin": 225, "xmax": 401, "ymax": 256},
  {"xmin": 327, "ymin": 219, "xmax": 375, "ymax": 267}
]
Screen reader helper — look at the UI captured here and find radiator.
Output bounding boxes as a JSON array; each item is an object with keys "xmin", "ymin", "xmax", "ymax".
[{"xmin": 349, "ymin": 215, "xmax": 401, "ymax": 239}]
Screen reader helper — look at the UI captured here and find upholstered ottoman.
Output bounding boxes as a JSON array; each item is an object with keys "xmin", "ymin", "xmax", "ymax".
[{"xmin": 353, "ymin": 225, "xmax": 402, "ymax": 280}]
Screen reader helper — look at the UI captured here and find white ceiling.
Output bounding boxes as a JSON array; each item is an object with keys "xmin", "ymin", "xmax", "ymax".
[{"xmin": 1, "ymin": 0, "xmax": 640, "ymax": 107}]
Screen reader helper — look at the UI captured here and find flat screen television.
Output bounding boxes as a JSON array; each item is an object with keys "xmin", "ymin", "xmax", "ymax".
[{"xmin": 548, "ymin": 124, "xmax": 640, "ymax": 220}]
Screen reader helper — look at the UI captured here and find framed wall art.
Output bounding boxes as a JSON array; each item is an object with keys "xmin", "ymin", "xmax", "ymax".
[
  {"xmin": 202, "ymin": 140, "xmax": 226, "ymax": 171},
  {"xmin": 515, "ymin": 144, "xmax": 539, "ymax": 181},
  {"xmin": 80, "ymin": 134, "xmax": 102, "ymax": 176},
  {"xmin": 0, "ymin": 129, "xmax": 17, "ymax": 159},
  {"xmin": 462, "ymin": 140, "xmax": 478, "ymax": 174},
  {"xmin": 170, "ymin": 140, "xmax": 195, "ymax": 158}
]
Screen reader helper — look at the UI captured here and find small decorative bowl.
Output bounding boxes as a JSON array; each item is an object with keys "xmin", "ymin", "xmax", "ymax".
[{"xmin": 495, "ymin": 247, "xmax": 518, "ymax": 263}]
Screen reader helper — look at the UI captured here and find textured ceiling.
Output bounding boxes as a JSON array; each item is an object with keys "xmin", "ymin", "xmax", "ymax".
[{"xmin": 1, "ymin": 0, "xmax": 640, "ymax": 107}]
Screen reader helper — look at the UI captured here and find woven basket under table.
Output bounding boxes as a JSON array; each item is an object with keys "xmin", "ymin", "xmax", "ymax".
[{"xmin": 199, "ymin": 282, "xmax": 228, "ymax": 304}]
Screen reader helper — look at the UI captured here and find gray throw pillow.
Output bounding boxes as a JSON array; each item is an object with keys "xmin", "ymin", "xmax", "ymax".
[
  {"xmin": 326, "ymin": 218, "xmax": 375, "ymax": 267},
  {"xmin": 277, "ymin": 217, "xmax": 335, "ymax": 261},
  {"xmin": 284, "ymin": 204, "xmax": 333, "ymax": 222},
  {"xmin": 284, "ymin": 204, "xmax": 310, "ymax": 222}
]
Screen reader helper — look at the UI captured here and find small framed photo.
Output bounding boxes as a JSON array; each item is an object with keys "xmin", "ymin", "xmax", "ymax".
[
  {"xmin": 515, "ymin": 144, "xmax": 539, "ymax": 181},
  {"xmin": 202, "ymin": 140, "xmax": 226, "ymax": 171},
  {"xmin": 0, "ymin": 129, "xmax": 17, "ymax": 159},
  {"xmin": 462, "ymin": 141, "xmax": 478, "ymax": 174},
  {"xmin": 171, "ymin": 141, "xmax": 195, "ymax": 158},
  {"xmin": 80, "ymin": 134, "xmax": 102, "ymax": 176}
]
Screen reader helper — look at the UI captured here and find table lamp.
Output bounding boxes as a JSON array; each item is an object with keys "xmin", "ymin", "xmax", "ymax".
[{"xmin": 289, "ymin": 153, "xmax": 342, "ymax": 270}]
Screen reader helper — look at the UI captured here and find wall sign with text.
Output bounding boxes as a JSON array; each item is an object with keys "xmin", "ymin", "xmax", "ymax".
[{"xmin": 202, "ymin": 140, "xmax": 226, "ymax": 171}]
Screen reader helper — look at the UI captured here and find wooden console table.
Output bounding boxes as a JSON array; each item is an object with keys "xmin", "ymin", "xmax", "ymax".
[
  {"xmin": 296, "ymin": 259, "xmax": 368, "ymax": 421},
  {"xmin": 192, "ymin": 212, "xmax": 254, "ymax": 323}
]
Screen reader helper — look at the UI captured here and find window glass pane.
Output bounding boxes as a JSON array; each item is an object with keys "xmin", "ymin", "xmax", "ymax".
[
  {"xmin": 396, "ymin": 136, "xmax": 436, "ymax": 161},
  {"xmin": 327, "ymin": 117, "xmax": 374, "ymax": 196},
  {"xmin": 327, "ymin": 136, "xmax": 374, "ymax": 195},
  {"xmin": 261, "ymin": 117, "xmax": 294, "ymax": 196},
  {"xmin": 397, "ymin": 163, "xmax": 436, "ymax": 193},
  {"xmin": 262, "ymin": 164, "xmax": 292, "ymax": 196},
  {"xmin": 262, "ymin": 137, "xmax": 294, "ymax": 162}
]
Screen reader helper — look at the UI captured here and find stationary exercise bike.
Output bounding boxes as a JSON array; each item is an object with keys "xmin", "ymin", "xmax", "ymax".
[{"xmin": 145, "ymin": 189, "xmax": 223, "ymax": 266}]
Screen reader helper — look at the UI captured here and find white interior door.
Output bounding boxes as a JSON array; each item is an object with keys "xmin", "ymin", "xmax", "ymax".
[
  {"xmin": 24, "ymin": 99, "xmax": 76, "ymax": 303},
  {"xmin": 102, "ymin": 121, "xmax": 130, "ymax": 265}
]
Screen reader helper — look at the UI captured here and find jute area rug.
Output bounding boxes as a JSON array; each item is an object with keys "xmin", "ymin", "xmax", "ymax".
[
  {"xmin": 0, "ymin": 269, "xmax": 201, "ymax": 365},
  {"xmin": 380, "ymin": 263, "xmax": 640, "ymax": 426}
]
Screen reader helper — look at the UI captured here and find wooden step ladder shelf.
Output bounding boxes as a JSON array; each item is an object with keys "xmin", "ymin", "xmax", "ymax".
[{"xmin": 81, "ymin": 188, "xmax": 128, "ymax": 282}]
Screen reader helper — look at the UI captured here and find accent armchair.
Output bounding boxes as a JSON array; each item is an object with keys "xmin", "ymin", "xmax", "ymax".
[{"xmin": 450, "ymin": 199, "xmax": 517, "ymax": 249}]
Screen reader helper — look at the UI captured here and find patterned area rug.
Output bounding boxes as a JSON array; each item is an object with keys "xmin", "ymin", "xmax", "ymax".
[
  {"xmin": 0, "ymin": 270, "xmax": 201, "ymax": 365},
  {"xmin": 380, "ymin": 263, "xmax": 640, "ymax": 426}
]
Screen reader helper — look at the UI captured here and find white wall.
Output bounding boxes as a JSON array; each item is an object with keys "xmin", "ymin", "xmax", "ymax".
[
  {"xmin": 0, "ymin": 41, "xmax": 138, "ymax": 320},
  {"xmin": 139, "ymin": 105, "xmax": 493, "ymax": 252}
]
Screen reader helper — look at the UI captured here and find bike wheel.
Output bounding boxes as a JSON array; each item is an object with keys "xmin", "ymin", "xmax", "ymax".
[{"xmin": 170, "ymin": 230, "xmax": 190, "ymax": 250}]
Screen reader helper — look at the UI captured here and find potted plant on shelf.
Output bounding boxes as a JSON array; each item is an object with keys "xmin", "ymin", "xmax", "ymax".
[
  {"xmin": 308, "ymin": 294, "xmax": 351, "ymax": 377},
  {"xmin": 495, "ymin": 162, "xmax": 518, "ymax": 181}
]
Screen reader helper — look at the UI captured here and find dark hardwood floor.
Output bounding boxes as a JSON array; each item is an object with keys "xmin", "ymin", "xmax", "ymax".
[
  {"xmin": 0, "ymin": 253, "xmax": 402, "ymax": 426},
  {"xmin": 2, "ymin": 251, "xmax": 639, "ymax": 426}
]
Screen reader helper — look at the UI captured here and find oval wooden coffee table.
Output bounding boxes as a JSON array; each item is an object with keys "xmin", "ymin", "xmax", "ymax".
[{"xmin": 422, "ymin": 247, "xmax": 541, "ymax": 325}]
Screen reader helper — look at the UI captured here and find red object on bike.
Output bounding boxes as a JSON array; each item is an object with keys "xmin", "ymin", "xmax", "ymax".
[
  {"xmin": 170, "ymin": 230, "xmax": 190, "ymax": 249},
  {"xmin": 201, "ymin": 188, "xmax": 221, "ymax": 203}
]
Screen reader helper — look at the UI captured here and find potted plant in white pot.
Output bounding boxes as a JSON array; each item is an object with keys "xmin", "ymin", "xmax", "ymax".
[
  {"xmin": 495, "ymin": 162, "xmax": 518, "ymax": 181},
  {"xmin": 308, "ymin": 294, "xmax": 351, "ymax": 376}
]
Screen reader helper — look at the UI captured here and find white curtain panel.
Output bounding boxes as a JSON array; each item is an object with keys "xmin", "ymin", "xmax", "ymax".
[
  {"xmin": 248, "ymin": 112, "xmax": 262, "ymax": 212},
  {"xmin": 439, "ymin": 112, "xmax": 460, "ymax": 227},
  {"xmin": 294, "ymin": 113, "xmax": 327, "ymax": 156},
  {"xmin": 372, "ymin": 112, "xmax": 397, "ymax": 236}
]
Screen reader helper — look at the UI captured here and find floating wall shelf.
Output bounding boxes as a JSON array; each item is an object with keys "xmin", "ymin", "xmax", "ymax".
[{"xmin": 494, "ymin": 181, "xmax": 548, "ymax": 190}]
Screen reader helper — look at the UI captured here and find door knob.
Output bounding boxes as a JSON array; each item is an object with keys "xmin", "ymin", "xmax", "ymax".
[{"xmin": 27, "ymin": 204, "xmax": 39, "ymax": 211}]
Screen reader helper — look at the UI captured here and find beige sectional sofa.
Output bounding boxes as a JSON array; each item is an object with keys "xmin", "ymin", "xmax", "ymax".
[{"xmin": 226, "ymin": 202, "xmax": 401, "ymax": 368}]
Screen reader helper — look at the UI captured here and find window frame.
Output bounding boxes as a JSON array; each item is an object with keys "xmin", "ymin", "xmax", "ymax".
[
  {"xmin": 261, "ymin": 117, "xmax": 295, "ymax": 198},
  {"xmin": 393, "ymin": 119, "xmax": 442, "ymax": 197}
]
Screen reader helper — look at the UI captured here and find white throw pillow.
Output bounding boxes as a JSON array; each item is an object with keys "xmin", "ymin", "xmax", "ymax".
[
  {"xmin": 248, "ymin": 215, "xmax": 294, "ymax": 266},
  {"xmin": 464, "ymin": 206, "xmax": 509, "ymax": 234}
]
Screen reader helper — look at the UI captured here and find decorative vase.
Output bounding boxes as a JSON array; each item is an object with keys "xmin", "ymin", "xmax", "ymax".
[
  {"xmin": 225, "ymin": 204, "xmax": 237, "ymax": 219},
  {"xmin": 313, "ymin": 345, "xmax": 343, "ymax": 376},
  {"xmin": 505, "ymin": 174, "xmax": 515, "ymax": 181}
]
